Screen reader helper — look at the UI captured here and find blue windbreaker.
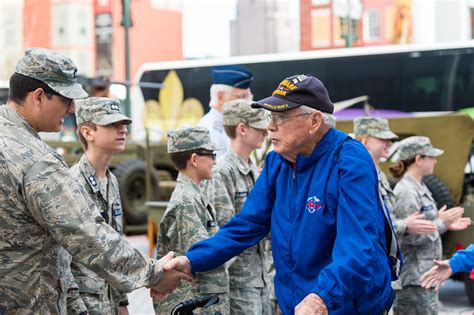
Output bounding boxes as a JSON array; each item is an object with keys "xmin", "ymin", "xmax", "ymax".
[{"xmin": 186, "ymin": 128, "xmax": 393, "ymax": 314}]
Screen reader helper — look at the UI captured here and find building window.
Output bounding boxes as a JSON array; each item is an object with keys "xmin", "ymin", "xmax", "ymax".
[
  {"xmin": 311, "ymin": 8, "xmax": 331, "ymax": 48},
  {"xmin": 363, "ymin": 10, "xmax": 380, "ymax": 41}
]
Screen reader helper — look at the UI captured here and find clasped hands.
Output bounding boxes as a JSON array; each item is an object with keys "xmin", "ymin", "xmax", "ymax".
[{"xmin": 150, "ymin": 253, "xmax": 193, "ymax": 300}]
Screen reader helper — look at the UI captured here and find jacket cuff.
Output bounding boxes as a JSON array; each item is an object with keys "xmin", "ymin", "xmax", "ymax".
[
  {"xmin": 434, "ymin": 218, "xmax": 447, "ymax": 234},
  {"xmin": 311, "ymin": 287, "xmax": 334, "ymax": 311}
]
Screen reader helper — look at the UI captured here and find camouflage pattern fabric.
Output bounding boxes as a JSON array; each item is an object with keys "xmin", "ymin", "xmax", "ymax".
[
  {"xmin": 0, "ymin": 106, "xmax": 164, "ymax": 314},
  {"xmin": 167, "ymin": 127, "xmax": 217, "ymax": 153},
  {"xmin": 155, "ymin": 173, "xmax": 229, "ymax": 315},
  {"xmin": 377, "ymin": 167, "xmax": 403, "ymax": 291},
  {"xmin": 353, "ymin": 117, "xmax": 398, "ymax": 140},
  {"xmin": 67, "ymin": 154, "xmax": 128, "ymax": 314},
  {"xmin": 205, "ymin": 149, "xmax": 272, "ymax": 314},
  {"xmin": 58, "ymin": 247, "xmax": 88, "ymax": 314},
  {"xmin": 222, "ymin": 100, "xmax": 268, "ymax": 129},
  {"xmin": 15, "ymin": 48, "xmax": 88, "ymax": 99},
  {"xmin": 392, "ymin": 174, "xmax": 447, "ymax": 310},
  {"xmin": 397, "ymin": 136, "xmax": 443, "ymax": 161},
  {"xmin": 392, "ymin": 285, "xmax": 438, "ymax": 314},
  {"xmin": 75, "ymin": 97, "xmax": 132, "ymax": 126}
]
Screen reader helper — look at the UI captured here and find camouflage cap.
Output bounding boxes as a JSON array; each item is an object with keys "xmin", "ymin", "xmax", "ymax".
[
  {"xmin": 15, "ymin": 48, "xmax": 88, "ymax": 99},
  {"xmin": 397, "ymin": 136, "xmax": 444, "ymax": 161},
  {"xmin": 223, "ymin": 99, "xmax": 268, "ymax": 130},
  {"xmin": 353, "ymin": 117, "xmax": 398, "ymax": 139},
  {"xmin": 167, "ymin": 127, "xmax": 217, "ymax": 153},
  {"xmin": 75, "ymin": 97, "xmax": 132, "ymax": 126}
]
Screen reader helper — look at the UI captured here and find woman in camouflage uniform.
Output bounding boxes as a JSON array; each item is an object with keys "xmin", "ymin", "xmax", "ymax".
[{"xmin": 390, "ymin": 136, "xmax": 470, "ymax": 314}]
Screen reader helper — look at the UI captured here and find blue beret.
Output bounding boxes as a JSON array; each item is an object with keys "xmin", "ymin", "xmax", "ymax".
[{"xmin": 211, "ymin": 65, "xmax": 254, "ymax": 89}]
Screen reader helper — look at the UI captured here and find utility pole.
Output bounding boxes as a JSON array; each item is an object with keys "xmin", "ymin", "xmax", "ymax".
[{"xmin": 121, "ymin": 0, "xmax": 133, "ymax": 119}]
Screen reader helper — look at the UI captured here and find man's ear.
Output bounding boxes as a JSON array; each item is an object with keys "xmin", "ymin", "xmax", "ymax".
[
  {"xmin": 309, "ymin": 111, "xmax": 323, "ymax": 134},
  {"xmin": 237, "ymin": 122, "xmax": 246, "ymax": 136},
  {"xmin": 31, "ymin": 88, "xmax": 46, "ymax": 108}
]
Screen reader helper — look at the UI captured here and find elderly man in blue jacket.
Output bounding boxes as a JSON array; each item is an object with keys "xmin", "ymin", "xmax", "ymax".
[{"xmin": 160, "ymin": 74, "xmax": 394, "ymax": 314}]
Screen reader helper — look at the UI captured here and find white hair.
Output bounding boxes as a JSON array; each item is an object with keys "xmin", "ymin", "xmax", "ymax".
[
  {"xmin": 209, "ymin": 84, "xmax": 233, "ymax": 108},
  {"xmin": 300, "ymin": 105, "xmax": 336, "ymax": 128}
]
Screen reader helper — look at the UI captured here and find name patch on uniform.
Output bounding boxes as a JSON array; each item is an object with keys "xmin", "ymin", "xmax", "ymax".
[
  {"xmin": 207, "ymin": 220, "xmax": 217, "ymax": 228},
  {"xmin": 421, "ymin": 205, "xmax": 435, "ymax": 212},
  {"xmin": 235, "ymin": 191, "xmax": 248, "ymax": 198},
  {"xmin": 112, "ymin": 200, "xmax": 122, "ymax": 216}
]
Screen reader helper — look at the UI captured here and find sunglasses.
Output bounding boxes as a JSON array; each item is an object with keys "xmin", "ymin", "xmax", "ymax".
[{"xmin": 196, "ymin": 151, "xmax": 217, "ymax": 160}]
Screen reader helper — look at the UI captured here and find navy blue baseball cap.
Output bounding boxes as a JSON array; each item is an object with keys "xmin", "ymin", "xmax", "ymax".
[
  {"xmin": 212, "ymin": 65, "xmax": 254, "ymax": 89},
  {"xmin": 252, "ymin": 74, "xmax": 334, "ymax": 113}
]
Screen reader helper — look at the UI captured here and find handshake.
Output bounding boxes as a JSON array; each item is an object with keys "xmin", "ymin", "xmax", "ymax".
[{"xmin": 149, "ymin": 252, "xmax": 193, "ymax": 300}]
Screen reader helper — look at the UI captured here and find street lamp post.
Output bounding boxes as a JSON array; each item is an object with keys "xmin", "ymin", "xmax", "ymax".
[{"xmin": 121, "ymin": 0, "xmax": 133, "ymax": 119}]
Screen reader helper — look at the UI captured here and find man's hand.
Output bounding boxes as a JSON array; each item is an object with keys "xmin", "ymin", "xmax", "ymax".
[
  {"xmin": 150, "ymin": 252, "xmax": 193, "ymax": 300},
  {"xmin": 420, "ymin": 259, "xmax": 453, "ymax": 291},
  {"xmin": 446, "ymin": 217, "xmax": 471, "ymax": 231},
  {"xmin": 438, "ymin": 206, "xmax": 464, "ymax": 227},
  {"xmin": 163, "ymin": 255, "xmax": 192, "ymax": 275},
  {"xmin": 295, "ymin": 293, "xmax": 328, "ymax": 315},
  {"xmin": 405, "ymin": 212, "xmax": 437, "ymax": 235}
]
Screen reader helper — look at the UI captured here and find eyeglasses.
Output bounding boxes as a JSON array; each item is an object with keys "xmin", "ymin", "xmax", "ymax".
[
  {"xmin": 269, "ymin": 112, "xmax": 311, "ymax": 126},
  {"xmin": 44, "ymin": 91, "xmax": 74, "ymax": 108},
  {"xmin": 196, "ymin": 151, "xmax": 217, "ymax": 160}
]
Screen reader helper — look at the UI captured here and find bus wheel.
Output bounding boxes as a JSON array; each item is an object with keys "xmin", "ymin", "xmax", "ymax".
[{"xmin": 113, "ymin": 159, "xmax": 160, "ymax": 225}]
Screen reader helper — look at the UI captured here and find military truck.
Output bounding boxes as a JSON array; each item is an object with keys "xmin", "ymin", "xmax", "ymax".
[{"xmin": 337, "ymin": 113, "xmax": 474, "ymax": 304}]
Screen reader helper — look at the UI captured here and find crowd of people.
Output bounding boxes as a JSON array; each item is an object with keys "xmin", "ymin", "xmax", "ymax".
[{"xmin": 0, "ymin": 47, "xmax": 472, "ymax": 315}]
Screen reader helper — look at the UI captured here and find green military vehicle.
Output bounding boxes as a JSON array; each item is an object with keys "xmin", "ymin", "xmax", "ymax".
[{"xmin": 337, "ymin": 113, "xmax": 474, "ymax": 304}]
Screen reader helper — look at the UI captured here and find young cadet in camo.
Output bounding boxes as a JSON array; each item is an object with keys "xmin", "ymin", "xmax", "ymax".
[
  {"xmin": 155, "ymin": 127, "xmax": 230, "ymax": 315},
  {"xmin": 204, "ymin": 100, "xmax": 274, "ymax": 315},
  {"xmin": 390, "ymin": 136, "xmax": 471, "ymax": 314},
  {"xmin": 68, "ymin": 97, "xmax": 132, "ymax": 315}
]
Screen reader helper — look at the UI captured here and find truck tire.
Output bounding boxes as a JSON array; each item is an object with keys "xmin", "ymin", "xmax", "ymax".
[
  {"xmin": 422, "ymin": 175, "xmax": 454, "ymax": 209},
  {"xmin": 113, "ymin": 159, "xmax": 160, "ymax": 225},
  {"xmin": 465, "ymin": 277, "xmax": 474, "ymax": 306}
]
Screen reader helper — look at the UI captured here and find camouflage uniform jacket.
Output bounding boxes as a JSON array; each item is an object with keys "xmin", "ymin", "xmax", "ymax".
[
  {"xmin": 206, "ymin": 149, "xmax": 268, "ymax": 289},
  {"xmin": 156, "ymin": 173, "xmax": 229, "ymax": 309},
  {"xmin": 68, "ymin": 154, "xmax": 128, "ymax": 312},
  {"xmin": 393, "ymin": 173, "xmax": 447, "ymax": 286},
  {"xmin": 0, "ymin": 106, "xmax": 163, "ymax": 314},
  {"xmin": 377, "ymin": 167, "xmax": 407, "ymax": 237}
]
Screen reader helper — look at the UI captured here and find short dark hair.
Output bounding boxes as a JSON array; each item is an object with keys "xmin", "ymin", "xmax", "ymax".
[
  {"xmin": 8, "ymin": 72, "xmax": 59, "ymax": 104},
  {"xmin": 168, "ymin": 149, "xmax": 213, "ymax": 171},
  {"xmin": 223, "ymin": 125, "xmax": 238, "ymax": 139}
]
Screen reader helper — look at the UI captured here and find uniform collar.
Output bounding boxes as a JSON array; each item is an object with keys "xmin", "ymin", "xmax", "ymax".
[
  {"xmin": 0, "ymin": 105, "xmax": 40, "ymax": 139},
  {"xmin": 78, "ymin": 154, "xmax": 109, "ymax": 194},
  {"xmin": 228, "ymin": 149, "xmax": 256, "ymax": 176},
  {"xmin": 177, "ymin": 172, "xmax": 202, "ymax": 194},
  {"xmin": 403, "ymin": 173, "xmax": 431, "ymax": 195}
]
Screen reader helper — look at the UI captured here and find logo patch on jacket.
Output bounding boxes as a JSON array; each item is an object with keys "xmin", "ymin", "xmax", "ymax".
[{"xmin": 306, "ymin": 196, "xmax": 324, "ymax": 213}]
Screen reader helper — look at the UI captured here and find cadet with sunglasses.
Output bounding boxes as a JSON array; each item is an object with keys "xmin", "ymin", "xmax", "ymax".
[
  {"xmin": 0, "ymin": 48, "xmax": 191, "ymax": 314},
  {"xmin": 154, "ymin": 127, "xmax": 229, "ymax": 315},
  {"xmin": 164, "ymin": 75, "xmax": 397, "ymax": 314}
]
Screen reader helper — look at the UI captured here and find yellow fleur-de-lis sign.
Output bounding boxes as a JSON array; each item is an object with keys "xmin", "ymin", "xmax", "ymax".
[{"xmin": 142, "ymin": 70, "xmax": 204, "ymax": 135}]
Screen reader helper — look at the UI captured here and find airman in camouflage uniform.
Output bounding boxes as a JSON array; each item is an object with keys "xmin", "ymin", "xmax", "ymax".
[
  {"xmin": 392, "ymin": 136, "xmax": 446, "ymax": 314},
  {"xmin": 205, "ymin": 100, "xmax": 273, "ymax": 315},
  {"xmin": 0, "ymin": 48, "xmax": 189, "ymax": 314},
  {"xmin": 67, "ymin": 97, "xmax": 132, "ymax": 314},
  {"xmin": 155, "ymin": 127, "xmax": 229, "ymax": 315}
]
